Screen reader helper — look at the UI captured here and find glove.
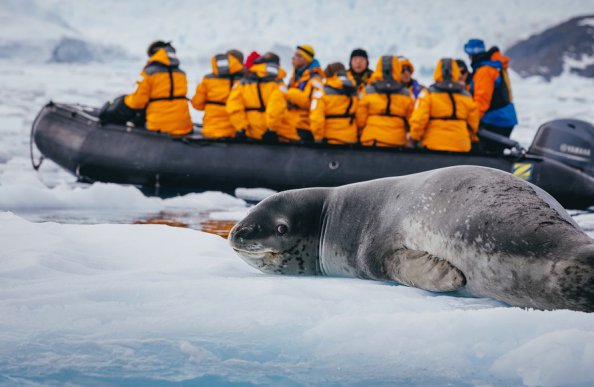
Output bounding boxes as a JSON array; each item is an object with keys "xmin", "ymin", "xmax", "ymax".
[
  {"xmin": 262, "ymin": 129, "xmax": 279, "ymax": 143},
  {"xmin": 235, "ymin": 129, "xmax": 248, "ymax": 140}
]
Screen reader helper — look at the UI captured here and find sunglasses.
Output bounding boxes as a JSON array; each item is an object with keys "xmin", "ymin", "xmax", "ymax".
[{"xmin": 402, "ymin": 66, "xmax": 412, "ymax": 73}]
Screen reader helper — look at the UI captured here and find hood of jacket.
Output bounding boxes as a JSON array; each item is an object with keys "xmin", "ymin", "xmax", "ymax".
[
  {"xmin": 325, "ymin": 72, "xmax": 355, "ymax": 89},
  {"xmin": 369, "ymin": 56, "xmax": 402, "ymax": 83},
  {"xmin": 433, "ymin": 58, "xmax": 461, "ymax": 82},
  {"xmin": 249, "ymin": 62, "xmax": 287, "ymax": 80},
  {"xmin": 146, "ymin": 47, "xmax": 179, "ymax": 68},
  {"xmin": 211, "ymin": 53, "xmax": 244, "ymax": 76}
]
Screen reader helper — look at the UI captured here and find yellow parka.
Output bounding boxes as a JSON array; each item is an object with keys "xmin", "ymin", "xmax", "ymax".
[
  {"xmin": 310, "ymin": 72, "xmax": 359, "ymax": 144},
  {"xmin": 125, "ymin": 48, "xmax": 192, "ymax": 135},
  {"xmin": 191, "ymin": 53, "xmax": 245, "ymax": 138},
  {"xmin": 226, "ymin": 62, "xmax": 298, "ymax": 141},
  {"xmin": 409, "ymin": 58, "xmax": 479, "ymax": 152},
  {"xmin": 357, "ymin": 56, "xmax": 414, "ymax": 147},
  {"xmin": 286, "ymin": 65, "xmax": 325, "ymax": 135}
]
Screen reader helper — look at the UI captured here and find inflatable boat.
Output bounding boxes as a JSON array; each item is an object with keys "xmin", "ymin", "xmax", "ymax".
[{"xmin": 31, "ymin": 102, "xmax": 594, "ymax": 209}]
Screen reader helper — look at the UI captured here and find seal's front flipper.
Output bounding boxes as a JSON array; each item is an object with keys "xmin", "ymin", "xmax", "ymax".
[{"xmin": 385, "ymin": 249, "xmax": 466, "ymax": 292}]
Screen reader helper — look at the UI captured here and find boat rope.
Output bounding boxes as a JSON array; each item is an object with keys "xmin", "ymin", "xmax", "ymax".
[{"xmin": 29, "ymin": 107, "xmax": 45, "ymax": 171}]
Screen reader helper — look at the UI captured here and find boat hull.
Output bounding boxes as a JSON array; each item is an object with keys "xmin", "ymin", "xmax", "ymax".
[{"xmin": 33, "ymin": 103, "xmax": 594, "ymax": 209}]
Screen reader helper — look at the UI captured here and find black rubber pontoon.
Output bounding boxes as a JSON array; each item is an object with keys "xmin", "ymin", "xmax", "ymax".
[{"xmin": 32, "ymin": 102, "xmax": 594, "ymax": 209}]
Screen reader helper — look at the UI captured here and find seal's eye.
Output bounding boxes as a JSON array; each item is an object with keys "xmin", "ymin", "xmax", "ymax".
[{"xmin": 276, "ymin": 224, "xmax": 288, "ymax": 235}]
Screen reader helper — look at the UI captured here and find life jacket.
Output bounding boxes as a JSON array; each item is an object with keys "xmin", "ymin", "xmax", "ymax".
[
  {"xmin": 470, "ymin": 48, "xmax": 513, "ymax": 111},
  {"xmin": 408, "ymin": 58, "xmax": 479, "ymax": 152},
  {"xmin": 144, "ymin": 46, "xmax": 188, "ymax": 105},
  {"xmin": 310, "ymin": 72, "xmax": 359, "ymax": 143},
  {"xmin": 428, "ymin": 58, "xmax": 472, "ymax": 121},
  {"xmin": 358, "ymin": 56, "xmax": 414, "ymax": 147},
  {"xmin": 240, "ymin": 62, "xmax": 283, "ymax": 112},
  {"xmin": 323, "ymin": 71, "xmax": 358, "ymax": 123},
  {"xmin": 286, "ymin": 59, "xmax": 325, "ymax": 132},
  {"xmin": 191, "ymin": 53, "xmax": 245, "ymax": 138},
  {"xmin": 202, "ymin": 53, "xmax": 245, "ymax": 106},
  {"xmin": 226, "ymin": 61, "xmax": 297, "ymax": 140},
  {"xmin": 365, "ymin": 55, "xmax": 411, "ymax": 126},
  {"xmin": 124, "ymin": 47, "xmax": 192, "ymax": 135}
]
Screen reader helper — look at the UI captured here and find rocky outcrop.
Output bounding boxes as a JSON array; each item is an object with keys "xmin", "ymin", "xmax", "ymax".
[{"xmin": 507, "ymin": 15, "xmax": 594, "ymax": 80}]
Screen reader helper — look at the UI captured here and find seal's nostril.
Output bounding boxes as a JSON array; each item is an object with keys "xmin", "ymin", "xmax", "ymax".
[{"xmin": 233, "ymin": 225, "xmax": 254, "ymax": 239}]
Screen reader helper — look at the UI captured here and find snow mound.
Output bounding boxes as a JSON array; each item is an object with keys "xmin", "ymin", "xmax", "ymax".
[{"xmin": 491, "ymin": 329, "xmax": 594, "ymax": 386}]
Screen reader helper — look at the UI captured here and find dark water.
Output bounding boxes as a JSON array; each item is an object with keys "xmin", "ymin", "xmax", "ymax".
[{"xmin": 17, "ymin": 209, "xmax": 239, "ymax": 238}]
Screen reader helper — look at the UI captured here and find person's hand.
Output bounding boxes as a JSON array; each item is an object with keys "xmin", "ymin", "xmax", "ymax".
[{"xmin": 405, "ymin": 133, "xmax": 419, "ymax": 148}]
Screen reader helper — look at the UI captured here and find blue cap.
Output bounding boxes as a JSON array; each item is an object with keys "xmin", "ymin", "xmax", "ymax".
[{"xmin": 464, "ymin": 39, "xmax": 486, "ymax": 55}]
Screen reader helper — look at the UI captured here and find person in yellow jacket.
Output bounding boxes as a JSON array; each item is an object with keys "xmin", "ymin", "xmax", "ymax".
[
  {"xmin": 124, "ymin": 41, "xmax": 193, "ymax": 136},
  {"xmin": 286, "ymin": 45, "xmax": 325, "ymax": 142},
  {"xmin": 226, "ymin": 53, "xmax": 298, "ymax": 142},
  {"xmin": 346, "ymin": 48, "xmax": 373, "ymax": 90},
  {"xmin": 310, "ymin": 63, "xmax": 358, "ymax": 144},
  {"xmin": 398, "ymin": 56, "xmax": 426, "ymax": 100},
  {"xmin": 408, "ymin": 58, "xmax": 479, "ymax": 152},
  {"xmin": 357, "ymin": 56, "xmax": 414, "ymax": 147},
  {"xmin": 191, "ymin": 50, "xmax": 245, "ymax": 138}
]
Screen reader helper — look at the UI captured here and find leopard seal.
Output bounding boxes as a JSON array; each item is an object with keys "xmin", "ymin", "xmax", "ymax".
[{"xmin": 228, "ymin": 165, "xmax": 594, "ymax": 312}]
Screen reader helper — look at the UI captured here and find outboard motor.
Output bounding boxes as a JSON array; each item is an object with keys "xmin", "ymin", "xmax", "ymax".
[{"xmin": 529, "ymin": 119, "xmax": 594, "ymax": 177}]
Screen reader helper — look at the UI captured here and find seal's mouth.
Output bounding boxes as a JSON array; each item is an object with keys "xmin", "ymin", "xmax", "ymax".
[
  {"xmin": 232, "ymin": 247, "xmax": 288, "ymax": 273},
  {"xmin": 232, "ymin": 248, "xmax": 267, "ymax": 259},
  {"xmin": 232, "ymin": 247, "xmax": 279, "ymax": 259}
]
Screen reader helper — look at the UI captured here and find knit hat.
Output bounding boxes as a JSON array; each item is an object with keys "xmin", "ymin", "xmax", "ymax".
[
  {"xmin": 350, "ymin": 48, "xmax": 368, "ymax": 61},
  {"xmin": 245, "ymin": 51, "xmax": 261, "ymax": 69},
  {"xmin": 464, "ymin": 39, "xmax": 486, "ymax": 55},
  {"xmin": 296, "ymin": 44, "xmax": 315, "ymax": 62}
]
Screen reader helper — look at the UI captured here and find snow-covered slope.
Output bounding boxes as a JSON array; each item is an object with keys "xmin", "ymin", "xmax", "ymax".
[{"xmin": 3, "ymin": 0, "xmax": 594, "ymax": 71}]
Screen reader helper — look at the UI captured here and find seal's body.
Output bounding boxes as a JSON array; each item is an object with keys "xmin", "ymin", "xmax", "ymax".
[{"xmin": 229, "ymin": 166, "xmax": 594, "ymax": 312}]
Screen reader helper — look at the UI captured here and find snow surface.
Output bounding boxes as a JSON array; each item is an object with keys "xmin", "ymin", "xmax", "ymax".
[
  {"xmin": 2, "ymin": 0, "xmax": 594, "ymax": 385},
  {"xmin": 1, "ymin": 211, "xmax": 594, "ymax": 386}
]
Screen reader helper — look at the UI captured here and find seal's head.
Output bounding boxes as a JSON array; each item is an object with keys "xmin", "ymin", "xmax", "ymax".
[{"xmin": 229, "ymin": 188, "xmax": 328, "ymax": 275}]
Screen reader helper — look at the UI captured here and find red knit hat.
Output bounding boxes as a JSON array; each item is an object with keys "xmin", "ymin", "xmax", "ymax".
[{"xmin": 245, "ymin": 51, "xmax": 261, "ymax": 69}]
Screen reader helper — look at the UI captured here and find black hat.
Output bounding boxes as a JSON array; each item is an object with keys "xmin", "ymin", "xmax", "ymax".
[
  {"xmin": 254, "ymin": 52, "xmax": 280, "ymax": 65},
  {"xmin": 147, "ymin": 41, "xmax": 174, "ymax": 57},
  {"xmin": 350, "ymin": 48, "xmax": 368, "ymax": 60}
]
